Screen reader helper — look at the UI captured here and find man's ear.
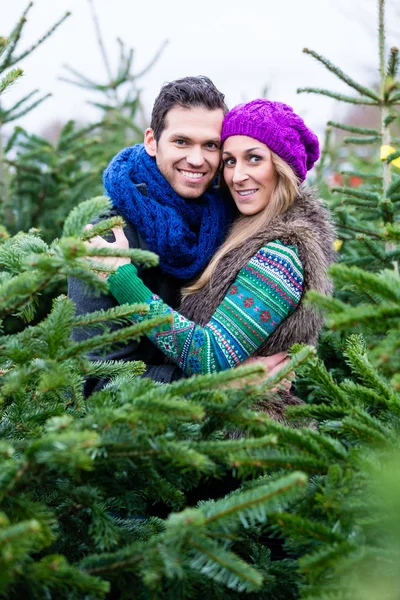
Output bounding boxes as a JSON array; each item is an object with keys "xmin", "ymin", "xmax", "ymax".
[{"xmin": 144, "ymin": 128, "xmax": 157, "ymax": 156}]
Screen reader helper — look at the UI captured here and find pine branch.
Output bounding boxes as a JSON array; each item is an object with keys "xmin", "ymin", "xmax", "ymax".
[
  {"xmin": 166, "ymin": 364, "xmax": 266, "ymax": 397},
  {"xmin": 273, "ymin": 512, "xmax": 346, "ymax": 544},
  {"xmin": 59, "ymin": 65, "xmax": 104, "ymax": 91},
  {"xmin": 79, "ymin": 543, "xmax": 143, "ymax": 575},
  {"xmin": 386, "ymin": 47, "xmax": 399, "ymax": 78},
  {"xmin": 388, "ymin": 92, "xmax": 400, "ymax": 103},
  {"xmin": 197, "ymin": 472, "xmax": 307, "ymax": 528},
  {"xmin": 2, "ymin": 93, "xmax": 52, "ymax": 124},
  {"xmin": 328, "ymin": 264, "xmax": 400, "ymax": 302},
  {"xmin": 58, "ymin": 313, "xmax": 173, "ymax": 360},
  {"xmin": 385, "ymin": 149, "xmax": 400, "ymax": 163},
  {"xmin": 1, "ymin": 88, "xmax": 38, "ymax": 114},
  {"xmin": 26, "ymin": 555, "xmax": 110, "ymax": 597},
  {"xmin": 318, "ymin": 299, "xmax": 399, "ymax": 330},
  {"xmin": 341, "ymin": 199, "xmax": 379, "ymax": 212},
  {"xmin": 71, "ymin": 304, "xmax": 148, "ymax": 329},
  {"xmin": 340, "ymin": 409, "xmax": 396, "ymax": 445},
  {"xmin": 332, "ymin": 223, "xmax": 382, "ymax": 239},
  {"xmin": 286, "ymin": 403, "xmax": 349, "ymax": 421},
  {"xmin": 134, "ymin": 40, "xmax": 169, "ymax": 79},
  {"xmin": 344, "ymin": 136, "xmax": 381, "ymax": 145},
  {"xmin": 262, "ymin": 419, "xmax": 347, "ymax": 461},
  {"xmin": 62, "ymin": 196, "xmax": 113, "ymax": 237},
  {"xmin": 9, "ymin": 12, "xmax": 71, "ymax": 68},
  {"xmin": 384, "ymin": 224, "xmax": 400, "ymax": 241},
  {"xmin": 230, "ymin": 452, "xmax": 326, "ymax": 474},
  {"xmin": 303, "ymin": 48, "xmax": 381, "ymax": 101},
  {"xmin": 0, "ymin": 270, "xmax": 54, "ymax": 319},
  {"xmin": 87, "ymin": 0, "xmax": 113, "ymax": 83},
  {"xmin": 297, "ymin": 88, "xmax": 378, "ymax": 105},
  {"xmin": 340, "ymin": 170, "xmax": 382, "ymax": 182},
  {"xmin": 356, "ymin": 237, "xmax": 387, "ymax": 265},
  {"xmin": 328, "ymin": 121, "xmax": 381, "ymax": 136},
  {"xmin": 188, "ymin": 537, "xmax": 263, "ymax": 592},
  {"xmin": 299, "ymin": 541, "xmax": 356, "ymax": 579},
  {"xmin": 331, "ymin": 187, "xmax": 380, "ymax": 202},
  {"xmin": 387, "ymin": 176, "xmax": 400, "ymax": 196},
  {"xmin": 0, "ymin": 67, "xmax": 23, "ymax": 95},
  {"xmin": 1, "ymin": 5, "xmax": 30, "ymax": 70},
  {"xmin": 343, "ymin": 335, "xmax": 399, "ymax": 403}
]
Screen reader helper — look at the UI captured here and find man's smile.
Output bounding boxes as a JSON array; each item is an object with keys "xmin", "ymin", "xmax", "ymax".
[{"xmin": 178, "ymin": 169, "xmax": 206, "ymax": 180}]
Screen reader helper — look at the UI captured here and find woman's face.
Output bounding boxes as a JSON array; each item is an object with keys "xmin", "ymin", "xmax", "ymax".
[{"xmin": 222, "ymin": 136, "xmax": 277, "ymax": 216}]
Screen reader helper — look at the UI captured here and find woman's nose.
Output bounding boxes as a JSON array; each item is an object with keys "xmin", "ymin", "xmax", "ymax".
[{"xmin": 232, "ymin": 164, "xmax": 249, "ymax": 184}]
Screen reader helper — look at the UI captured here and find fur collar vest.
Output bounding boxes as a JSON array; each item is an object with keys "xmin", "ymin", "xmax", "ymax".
[{"xmin": 179, "ymin": 185, "xmax": 336, "ymax": 355}]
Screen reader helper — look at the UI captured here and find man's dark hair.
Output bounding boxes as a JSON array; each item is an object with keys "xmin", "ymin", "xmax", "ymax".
[{"xmin": 150, "ymin": 75, "xmax": 228, "ymax": 141}]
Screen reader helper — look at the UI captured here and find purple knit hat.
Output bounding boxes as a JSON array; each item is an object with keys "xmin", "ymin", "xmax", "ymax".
[{"xmin": 221, "ymin": 99, "xmax": 320, "ymax": 182}]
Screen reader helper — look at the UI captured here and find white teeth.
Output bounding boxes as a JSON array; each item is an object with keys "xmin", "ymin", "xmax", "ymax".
[
  {"xmin": 237, "ymin": 189, "xmax": 257, "ymax": 196},
  {"xmin": 180, "ymin": 170, "xmax": 204, "ymax": 179}
]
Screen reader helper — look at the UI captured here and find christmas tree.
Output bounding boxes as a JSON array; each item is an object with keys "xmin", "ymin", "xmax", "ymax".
[{"xmin": 1, "ymin": 1, "xmax": 400, "ymax": 598}]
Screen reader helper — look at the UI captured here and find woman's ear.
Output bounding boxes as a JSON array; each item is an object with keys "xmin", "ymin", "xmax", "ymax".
[{"xmin": 144, "ymin": 128, "xmax": 157, "ymax": 156}]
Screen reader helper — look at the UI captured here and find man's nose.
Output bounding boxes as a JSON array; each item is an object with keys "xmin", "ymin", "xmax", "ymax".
[
  {"xmin": 186, "ymin": 146, "xmax": 204, "ymax": 167},
  {"xmin": 232, "ymin": 164, "xmax": 249, "ymax": 184}
]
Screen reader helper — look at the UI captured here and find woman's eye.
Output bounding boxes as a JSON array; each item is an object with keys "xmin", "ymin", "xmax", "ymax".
[
  {"xmin": 223, "ymin": 158, "xmax": 235, "ymax": 166},
  {"xmin": 249, "ymin": 155, "xmax": 262, "ymax": 163}
]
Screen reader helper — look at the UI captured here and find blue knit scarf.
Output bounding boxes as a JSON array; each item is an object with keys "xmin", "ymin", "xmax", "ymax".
[{"xmin": 103, "ymin": 144, "xmax": 232, "ymax": 280}]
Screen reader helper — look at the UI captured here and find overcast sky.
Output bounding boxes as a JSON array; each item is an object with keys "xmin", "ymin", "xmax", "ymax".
[{"xmin": 2, "ymin": 0, "xmax": 399, "ymax": 139}]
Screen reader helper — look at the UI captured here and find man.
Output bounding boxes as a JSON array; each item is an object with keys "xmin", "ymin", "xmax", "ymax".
[{"xmin": 69, "ymin": 76, "xmax": 288, "ymax": 394}]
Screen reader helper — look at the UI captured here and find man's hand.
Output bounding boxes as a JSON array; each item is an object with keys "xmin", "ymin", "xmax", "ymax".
[{"xmin": 84, "ymin": 225, "xmax": 130, "ymax": 279}]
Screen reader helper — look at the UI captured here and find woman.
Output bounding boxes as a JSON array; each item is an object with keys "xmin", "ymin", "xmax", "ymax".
[{"xmin": 87, "ymin": 99, "xmax": 335, "ymax": 399}]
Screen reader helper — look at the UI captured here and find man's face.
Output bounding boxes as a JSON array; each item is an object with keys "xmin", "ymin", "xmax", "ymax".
[{"xmin": 144, "ymin": 106, "xmax": 224, "ymax": 199}]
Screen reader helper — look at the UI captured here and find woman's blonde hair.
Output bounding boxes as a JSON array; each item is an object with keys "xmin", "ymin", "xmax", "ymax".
[{"xmin": 182, "ymin": 151, "xmax": 299, "ymax": 297}]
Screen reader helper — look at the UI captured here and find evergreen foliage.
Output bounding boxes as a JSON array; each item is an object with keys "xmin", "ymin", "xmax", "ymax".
[{"xmin": 0, "ymin": 1, "xmax": 400, "ymax": 598}]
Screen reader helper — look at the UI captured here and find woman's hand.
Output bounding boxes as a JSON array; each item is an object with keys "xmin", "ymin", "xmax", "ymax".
[
  {"xmin": 84, "ymin": 225, "xmax": 130, "ymax": 279},
  {"xmin": 226, "ymin": 352, "xmax": 295, "ymax": 391}
]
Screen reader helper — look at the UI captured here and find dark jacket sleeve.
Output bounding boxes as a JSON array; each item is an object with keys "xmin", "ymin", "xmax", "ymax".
[{"xmin": 68, "ymin": 209, "xmax": 183, "ymax": 393}]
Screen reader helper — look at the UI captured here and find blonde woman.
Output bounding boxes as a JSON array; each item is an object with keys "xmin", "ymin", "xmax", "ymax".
[{"xmin": 87, "ymin": 99, "xmax": 335, "ymax": 399}]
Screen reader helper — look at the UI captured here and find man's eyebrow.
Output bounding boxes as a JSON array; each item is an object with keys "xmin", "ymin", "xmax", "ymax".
[
  {"xmin": 168, "ymin": 133, "xmax": 191, "ymax": 140},
  {"xmin": 168, "ymin": 134, "xmax": 221, "ymax": 144}
]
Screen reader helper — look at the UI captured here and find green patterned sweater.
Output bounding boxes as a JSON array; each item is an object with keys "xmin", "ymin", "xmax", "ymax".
[{"xmin": 108, "ymin": 239, "xmax": 304, "ymax": 375}]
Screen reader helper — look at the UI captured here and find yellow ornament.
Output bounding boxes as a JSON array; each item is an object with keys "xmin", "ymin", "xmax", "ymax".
[
  {"xmin": 380, "ymin": 144, "xmax": 400, "ymax": 168},
  {"xmin": 333, "ymin": 239, "xmax": 343, "ymax": 252}
]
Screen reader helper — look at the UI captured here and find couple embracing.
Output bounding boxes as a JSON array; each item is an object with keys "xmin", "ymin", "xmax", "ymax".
[{"xmin": 69, "ymin": 75, "xmax": 335, "ymax": 418}]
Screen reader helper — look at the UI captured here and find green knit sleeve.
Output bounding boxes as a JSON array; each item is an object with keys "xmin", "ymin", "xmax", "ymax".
[{"xmin": 108, "ymin": 240, "xmax": 304, "ymax": 375}]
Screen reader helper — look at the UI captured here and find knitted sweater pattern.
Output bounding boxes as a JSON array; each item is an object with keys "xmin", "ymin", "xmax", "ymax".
[
  {"xmin": 103, "ymin": 144, "xmax": 232, "ymax": 279},
  {"xmin": 109, "ymin": 240, "xmax": 304, "ymax": 375}
]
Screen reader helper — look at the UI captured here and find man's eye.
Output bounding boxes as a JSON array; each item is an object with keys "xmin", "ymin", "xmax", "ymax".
[
  {"xmin": 205, "ymin": 142, "xmax": 219, "ymax": 149},
  {"xmin": 175, "ymin": 139, "xmax": 186, "ymax": 145}
]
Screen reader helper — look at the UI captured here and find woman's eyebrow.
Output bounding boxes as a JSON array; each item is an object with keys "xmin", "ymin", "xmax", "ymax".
[
  {"xmin": 222, "ymin": 146, "xmax": 265, "ymax": 155},
  {"xmin": 242, "ymin": 146, "xmax": 265, "ymax": 153}
]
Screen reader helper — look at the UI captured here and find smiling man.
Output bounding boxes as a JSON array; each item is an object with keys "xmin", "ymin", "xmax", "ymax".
[
  {"xmin": 144, "ymin": 104, "xmax": 224, "ymax": 199},
  {"xmin": 68, "ymin": 76, "xmax": 289, "ymax": 393},
  {"xmin": 69, "ymin": 76, "xmax": 233, "ymax": 391}
]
